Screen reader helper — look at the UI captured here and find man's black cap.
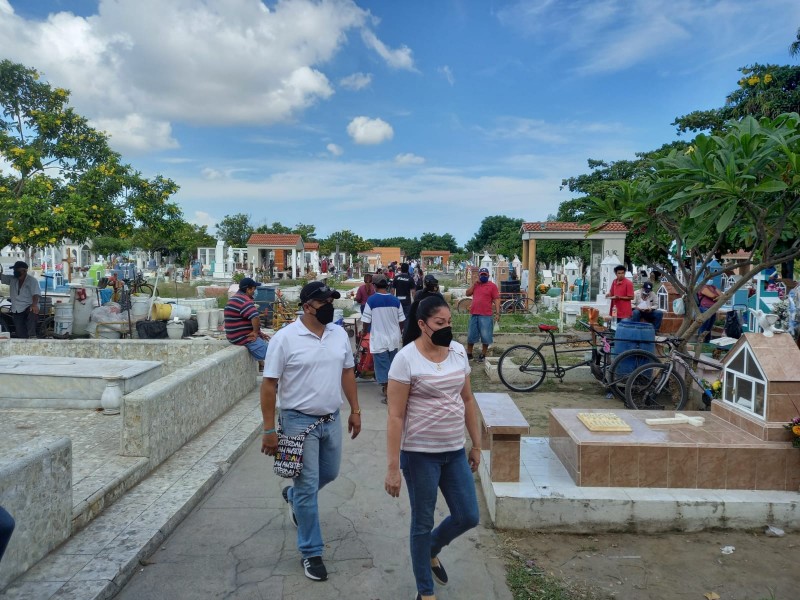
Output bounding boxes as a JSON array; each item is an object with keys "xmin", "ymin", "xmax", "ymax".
[
  {"xmin": 13, "ymin": 261, "xmax": 28, "ymax": 270},
  {"xmin": 423, "ymin": 274, "xmax": 438, "ymax": 285},
  {"xmin": 300, "ymin": 281, "xmax": 341, "ymax": 303},
  {"xmin": 238, "ymin": 277, "xmax": 258, "ymax": 290}
]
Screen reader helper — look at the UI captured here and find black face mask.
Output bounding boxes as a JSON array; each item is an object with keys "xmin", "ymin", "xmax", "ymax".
[
  {"xmin": 427, "ymin": 324, "xmax": 453, "ymax": 347},
  {"xmin": 313, "ymin": 302, "xmax": 335, "ymax": 325}
]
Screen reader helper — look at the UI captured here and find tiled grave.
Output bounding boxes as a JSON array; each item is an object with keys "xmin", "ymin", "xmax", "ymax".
[
  {"xmin": 0, "ymin": 356, "xmax": 162, "ymax": 409},
  {"xmin": 549, "ymin": 408, "xmax": 800, "ymax": 491}
]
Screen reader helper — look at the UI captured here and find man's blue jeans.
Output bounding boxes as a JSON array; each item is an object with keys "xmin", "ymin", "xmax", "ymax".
[
  {"xmin": 631, "ymin": 309, "xmax": 663, "ymax": 333},
  {"xmin": 372, "ymin": 349, "xmax": 398, "ymax": 384},
  {"xmin": 698, "ymin": 305, "xmax": 714, "ymax": 341},
  {"xmin": 0, "ymin": 506, "xmax": 14, "ymax": 563},
  {"xmin": 281, "ymin": 409, "xmax": 341, "ymax": 559},
  {"xmin": 400, "ymin": 449, "xmax": 480, "ymax": 596},
  {"xmin": 245, "ymin": 337, "xmax": 267, "ymax": 361}
]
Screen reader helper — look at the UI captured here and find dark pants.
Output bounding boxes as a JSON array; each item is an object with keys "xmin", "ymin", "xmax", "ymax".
[
  {"xmin": 631, "ymin": 309, "xmax": 663, "ymax": 333},
  {"xmin": 0, "ymin": 506, "xmax": 14, "ymax": 563},
  {"xmin": 12, "ymin": 309, "xmax": 36, "ymax": 338}
]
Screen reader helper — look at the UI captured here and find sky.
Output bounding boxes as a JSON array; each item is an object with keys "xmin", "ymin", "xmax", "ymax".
[{"xmin": 1, "ymin": 0, "xmax": 800, "ymax": 247}]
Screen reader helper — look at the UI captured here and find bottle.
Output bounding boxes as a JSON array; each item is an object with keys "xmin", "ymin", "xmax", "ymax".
[{"xmin": 611, "ymin": 305, "xmax": 618, "ymax": 329}]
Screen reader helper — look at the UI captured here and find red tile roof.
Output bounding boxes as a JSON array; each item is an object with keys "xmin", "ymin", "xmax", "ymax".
[
  {"xmin": 521, "ymin": 221, "xmax": 628, "ymax": 232},
  {"xmin": 420, "ymin": 250, "xmax": 451, "ymax": 256},
  {"xmin": 247, "ymin": 233, "xmax": 302, "ymax": 246},
  {"xmin": 304, "ymin": 242, "xmax": 319, "ymax": 250}
]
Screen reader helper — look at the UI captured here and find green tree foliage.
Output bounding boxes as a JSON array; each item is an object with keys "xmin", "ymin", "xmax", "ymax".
[
  {"xmin": 585, "ymin": 114, "xmax": 800, "ymax": 338},
  {"xmin": 255, "ymin": 221, "xmax": 292, "ymax": 234},
  {"xmin": 465, "ymin": 215, "xmax": 524, "ymax": 259},
  {"xmin": 419, "ymin": 232, "xmax": 460, "ymax": 253},
  {"xmin": 0, "ymin": 60, "xmax": 181, "ymax": 250},
  {"xmin": 293, "ymin": 223, "xmax": 316, "ymax": 241},
  {"xmin": 319, "ymin": 230, "xmax": 372, "ymax": 257},
  {"xmin": 673, "ymin": 64, "xmax": 800, "ymax": 134},
  {"xmin": 216, "ymin": 213, "xmax": 252, "ymax": 246},
  {"xmin": 367, "ymin": 236, "xmax": 422, "ymax": 258}
]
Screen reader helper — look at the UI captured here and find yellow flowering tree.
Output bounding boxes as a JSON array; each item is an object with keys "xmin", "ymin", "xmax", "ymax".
[{"xmin": 0, "ymin": 60, "xmax": 183, "ymax": 252}]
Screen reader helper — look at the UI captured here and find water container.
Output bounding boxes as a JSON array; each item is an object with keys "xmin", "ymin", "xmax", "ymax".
[
  {"xmin": 196, "ymin": 309, "xmax": 211, "ymax": 331},
  {"xmin": 255, "ymin": 283, "xmax": 278, "ymax": 302},
  {"xmin": 99, "ymin": 288, "xmax": 113, "ymax": 305},
  {"xmin": 611, "ymin": 319, "xmax": 656, "ymax": 376},
  {"xmin": 166, "ymin": 320, "xmax": 184, "ymax": 340},
  {"xmin": 54, "ymin": 303, "xmax": 73, "ymax": 337},
  {"xmin": 71, "ymin": 287, "xmax": 97, "ymax": 335},
  {"xmin": 130, "ymin": 295, "xmax": 151, "ymax": 318},
  {"xmin": 169, "ymin": 304, "xmax": 192, "ymax": 320}
]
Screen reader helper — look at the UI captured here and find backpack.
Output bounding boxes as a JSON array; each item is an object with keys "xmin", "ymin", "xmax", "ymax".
[{"xmin": 724, "ymin": 311, "xmax": 743, "ymax": 339}]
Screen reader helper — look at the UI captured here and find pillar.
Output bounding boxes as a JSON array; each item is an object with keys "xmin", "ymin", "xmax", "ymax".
[
  {"xmin": 526, "ymin": 239, "xmax": 537, "ymax": 302},
  {"xmin": 292, "ymin": 248, "xmax": 298, "ymax": 279}
]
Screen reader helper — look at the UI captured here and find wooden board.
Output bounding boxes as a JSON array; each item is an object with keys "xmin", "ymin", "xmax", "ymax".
[{"xmin": 577, "ymin": 412, "xmax": 632, "ymax": 432}]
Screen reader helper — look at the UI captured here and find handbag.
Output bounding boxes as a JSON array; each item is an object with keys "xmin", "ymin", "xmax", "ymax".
[
  {"xmin": 672, "ymin": 297, "xmax": 685, "ymax": 315},
  {"xmin": 273, "ymin": 414, "xmax": 336, "ymax": 478}
]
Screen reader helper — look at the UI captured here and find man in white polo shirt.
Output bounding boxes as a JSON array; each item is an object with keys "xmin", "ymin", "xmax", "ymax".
[{"xmin": 259, "ymin": 281, "xmax": 362, "ymax": 583}]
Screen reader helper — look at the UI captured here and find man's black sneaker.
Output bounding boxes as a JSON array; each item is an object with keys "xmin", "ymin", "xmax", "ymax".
[
  {"xmin": 302, "ymin": 556, "xmax": 328, "ymax": 581},
  {"xmin": 282, "ymin": 486, "xmax": 297, "ymax": 528},
  {"xmin": 431, "ymin": 556, "xmax": 448, "ymax": 585},
  {"xmin": 477, "ymin": 354, "xmax": 486, "ymax": 363}
]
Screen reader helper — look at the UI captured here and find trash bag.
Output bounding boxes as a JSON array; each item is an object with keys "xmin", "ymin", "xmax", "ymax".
[{"xmin": 724, "ymin": 310, "xmax": 743, "ymax": 339}]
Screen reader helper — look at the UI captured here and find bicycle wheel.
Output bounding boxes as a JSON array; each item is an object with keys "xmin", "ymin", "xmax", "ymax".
[
  {"xmin": 606, "ymin": 349, "xmax": 661, "ymax": 401},
  {"xmin": 625, "ymin": 362, "xmax": 687, "ymax": 410},
  {"xmin": 498, "ymin": 344, "xmax": 547, "ymax": 392},
  {"xmin": 500, "ymin": 299, "xmax": 516, "ymax": 314},
  {"xmin": 136, "ymin": 283, "xmax": 154, "ymax": 297},
  {"xmin": 455, "ymin": 297, "xmax": 472, "ymax": 314}
]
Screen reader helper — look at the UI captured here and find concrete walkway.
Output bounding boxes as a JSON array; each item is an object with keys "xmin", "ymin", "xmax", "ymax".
[{"xmin": 117, "ymin": 381, "xmax": 513, "ymax": 600}]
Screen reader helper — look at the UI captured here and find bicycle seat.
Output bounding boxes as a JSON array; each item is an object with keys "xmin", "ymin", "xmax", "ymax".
[{"xmin": 538, "ymin": 324, "xmax": 559, "ymax": 332}]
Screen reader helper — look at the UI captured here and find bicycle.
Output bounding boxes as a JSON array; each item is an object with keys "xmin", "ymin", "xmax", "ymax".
[
  {"xmin": 497, "ymin": 321, "xmax": 661, "ymax": 398},
  {"xmin": 499, "ymin": 292, "xmax": 536, "ymax": 314},
  {"xmin": 624, "ymin": 337, "xmax": 723, "ymax": 411},
  {"xmin": 126, "ymin": 271, "xmax": 154, "ymax": 297}
]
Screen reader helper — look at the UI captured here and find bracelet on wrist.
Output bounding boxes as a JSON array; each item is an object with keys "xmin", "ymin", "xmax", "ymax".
[
  {"xmin": 351, "ymin": 409, "xmax": 361, "ymax": 415},
  {"xmin": 262, "ymin": 428, "xmax": 276, "ymax": 435},
  {"xmin": 471, "ymin": 446, "xmax": 481, "ymax": 451}
]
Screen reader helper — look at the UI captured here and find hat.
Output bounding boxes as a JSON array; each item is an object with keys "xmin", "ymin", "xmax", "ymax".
[
  {"xmin": 478, "ymin": 267, "xmax": 489, "ymax": 274},
  {"xmin": 423, "ymin": 274, "xmax": 438, "ymax": 285},
  {"xmin": 373, "ymin": 275, "xmax": 389, "ymax": 288},
  {"xmin": 300, "ymin": 281, "xmax": 341, "ymax": 303},
  {"xmin": 238, "ymin": 277, "xmax": 258, "ymax": 290},
  {"xmin": 12, "ymin": 261, "xmax": 28, "ymax": 270},
  {"xmin": 642, "ymin": 282, "xmax": 653, "ymax": 291}
]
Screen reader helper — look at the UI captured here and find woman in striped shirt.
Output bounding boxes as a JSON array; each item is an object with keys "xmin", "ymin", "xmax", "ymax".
[{"xmin": 384, "ymin": 295, "xmax": 481, "ymax": 600}]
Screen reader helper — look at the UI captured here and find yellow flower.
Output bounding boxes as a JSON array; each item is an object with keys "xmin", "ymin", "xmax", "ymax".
[
  {"xmin": 748, "ymin": 75, "xmax": 760, "ymax": 85},
  {"xmin": 10, "ymin": 236, "xmax": 20, "ymax": 244},
  {"xmin": 764, "ymin": 73, "xmax": 773, "ymax": 84},
  {"xmin": 712, "ymin": 380, "xmax": 722, "ymax": 391},
  {"xmin": 793, "ymin": 425, "xmax": 800, "ymax": 436}
]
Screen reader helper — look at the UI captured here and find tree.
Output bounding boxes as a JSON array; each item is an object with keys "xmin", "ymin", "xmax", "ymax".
[
  {"xmin": 419, "ymin": 232, "xmax": 460, "ymax": 253},
  {"xmin": 367, "ymin": 236, "xmax": 422, "ymax": 258},
  {"xmin": 789, "ymin": 27, "xmax": 800, "ymax": 58},
  {"xmin": 585, "ymin": 114, "xmax": 800, "ymax": 340},
  {"xmin": 0, "ymin": 60, "xmax": 180, "ymax": 250},
  {"xmin": 293, "ymin": 223, "xmax": 317, "ymax": 241},
  {"xmin": 216, "ymin": 213, "xmax": 252, "ymax": 247},
  {"xmin": 319, "ymin": 230, "xmax": 372, "ymax": 258},
  {"xmin": 255, "ymin": 221, "xmax": 292, "ymax": 234},
  {"xmin": 465, "ymin": 215, "xmax": 524, "ymax": 259}
]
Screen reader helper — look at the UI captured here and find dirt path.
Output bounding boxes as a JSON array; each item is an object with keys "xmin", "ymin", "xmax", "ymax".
[{"xmin": 470, "ymin": 363, "xmax": 799, "ymax": 600}]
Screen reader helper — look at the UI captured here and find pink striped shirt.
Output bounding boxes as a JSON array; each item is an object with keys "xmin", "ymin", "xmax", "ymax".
[{"xmin": 388, "ymin": 341, "xmax": 471, "ymax": 453}]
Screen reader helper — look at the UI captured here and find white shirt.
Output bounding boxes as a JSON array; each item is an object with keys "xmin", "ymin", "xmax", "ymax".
[
  {"xmin": 361, "ymin": 292, "xmax": 405, "ymax": 353},
  {"xmin": 633, "ymin": 290, "xmax": 658, "ymax": 311},
  {"xmin": 262, "ymin": 317, "xmax": 354, "ymax": 415}
]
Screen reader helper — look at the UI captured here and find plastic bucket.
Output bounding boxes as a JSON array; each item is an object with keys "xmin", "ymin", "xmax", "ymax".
[
  {"xmin": 196, "ymin": 309, "xmax": 211, "ymax": 330},
  {"xmin": 611, "ymin": 320, "xmax": 656, "ymax": 376},
  {"xmin": 151, "ymin": 303, "xmax": 172, "ymax": 320},
  {"xmin": 170, "ymin": 304, "xmax": 192, "ymax": 320},
  {"xmin": 131, "ymin": 295, "xmax": 150, "ymax": 318},
  {"xmin": 54, "ymin": 303, "xmax": 73, "ymax": 337}
]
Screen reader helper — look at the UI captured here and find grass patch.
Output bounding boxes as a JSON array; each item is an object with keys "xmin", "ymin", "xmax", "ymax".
[
  {"xmin": 506, "ymin": 555, "xmax": 599, "ymax": 600},
  {"xmin": 451, "ymin": 308, "xmax": 560, "ymax": 333}
]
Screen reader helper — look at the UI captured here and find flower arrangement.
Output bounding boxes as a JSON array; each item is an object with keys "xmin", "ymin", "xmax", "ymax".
[
  {"xmin": 773, "ymin": 299, "xmax": 790, "ymax": 330},
  {"xmin": 701, "ymin": 379, "xmax": 723, "ymax": 400},
  {"xmin": 537, "ymin": 283, "xmax": 549, "ymax": 294},
  {"xmin": 785, "ymin": 417, "xmax": 800, "ymax": 448}
]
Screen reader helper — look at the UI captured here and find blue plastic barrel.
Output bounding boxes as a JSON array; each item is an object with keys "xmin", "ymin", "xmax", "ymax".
[
  {"xmin": 611, "ymin": 319, "xmax": 656, "ymax": 375},
  {"xmin": 254, "ymin": 283, "xmax": 277, "ymax": 302},
  {"xmin": 99, "ymin": 288, "xmax": 113, "ymax": 305}
]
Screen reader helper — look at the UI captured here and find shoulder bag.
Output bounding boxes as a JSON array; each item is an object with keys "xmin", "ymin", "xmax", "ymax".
[{"xmin": 273, "ymin": 414, "xmax": 336, "ymax": 478}]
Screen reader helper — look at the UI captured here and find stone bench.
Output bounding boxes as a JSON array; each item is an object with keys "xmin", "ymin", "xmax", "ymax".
[{"xmin": 474, "ymin": 393, "xmax": 530, "ymax": 482}]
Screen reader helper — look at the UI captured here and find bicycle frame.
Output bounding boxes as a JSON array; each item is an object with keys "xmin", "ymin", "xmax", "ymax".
[{"xmin": 659, "ymin": 347, "xmax": 720, "ymax": 405}]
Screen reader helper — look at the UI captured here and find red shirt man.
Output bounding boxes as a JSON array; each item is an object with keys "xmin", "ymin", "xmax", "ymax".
[{"xmin": 606, "ymin": 265, "xmax": 633, "ymax": 319}]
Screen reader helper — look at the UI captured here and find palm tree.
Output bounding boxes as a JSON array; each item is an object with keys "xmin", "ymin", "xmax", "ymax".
[{"xmin": 790, "ymin": 27, "xmax": 800, "ymax": 57}]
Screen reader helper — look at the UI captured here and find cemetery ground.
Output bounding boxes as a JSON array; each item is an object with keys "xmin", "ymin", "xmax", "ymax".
[{"xmin": 469, "ymin": 363, "xmax": 799, "ymax": 600}]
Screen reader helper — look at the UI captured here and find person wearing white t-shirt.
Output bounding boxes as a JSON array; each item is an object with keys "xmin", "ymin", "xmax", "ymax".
[
  {"xmin": 361, "ymin": 275, "xmax": 405, "ymax": 401},
  {"xmin": 631, "ymin": 281, "xmax": 663, "ymax": 333},
  {"xmin": 260, "ymin": 281, "xmax": 362, "ymax": 583},
  {"xmin": 384, "ymin": 295, "xmax": 481, "ymax": 600}
]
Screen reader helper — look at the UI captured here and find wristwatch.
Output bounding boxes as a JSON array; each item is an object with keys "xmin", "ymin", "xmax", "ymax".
[{"xmin": 351, "ymin": 409, "xmax": 362, "ymax": 415}]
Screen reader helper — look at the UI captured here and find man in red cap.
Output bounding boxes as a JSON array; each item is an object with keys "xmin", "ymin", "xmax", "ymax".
[{"xmin": 465, "ymin": 267, "xmax": 500, "ymax": 362}]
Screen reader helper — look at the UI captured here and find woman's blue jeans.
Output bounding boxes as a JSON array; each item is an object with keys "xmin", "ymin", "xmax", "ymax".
[
  {"xmin": 281, "ymin": 409, "xmax": 341, "ymax": 559},
  {"xmin": 400, "ymin": 449, "xmax": 480, "ymax": 595}
]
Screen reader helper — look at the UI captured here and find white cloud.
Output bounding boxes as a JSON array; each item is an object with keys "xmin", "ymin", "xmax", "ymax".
[
  {"xmin": 327, "ymin": 143, "xmax": 344, "ymax": 156},
  {"xmin": 395, "ymin": 153, "xmax": 425, "ymax": 165},
  {"xmin": 481, "ymin": 117, "xmax": 567, "ymax": 144},
  {"xmin": 189, "ymin": 211, "xmax": 216, "ymax": 229},
  {"xmin": 201, "ymin": 167, "xmax": 224, "ymax": 180},
  {"xmin": 346, "ymin": 116, "xmax": 394, "ymax": 145},
  {"xmin": 0, "ymin": 0, "xmax": 414, "ymax": 151},
  {"xmin": 438, "ymin": 65, "xmax": 455, "ymax": 85},
  {"xmin": 360, "ymin": 29, "xmax": 415, "ymax": 70},
  {"xmin": 339, "ymin": 72, "xmax": 372, "ymax": 90}
]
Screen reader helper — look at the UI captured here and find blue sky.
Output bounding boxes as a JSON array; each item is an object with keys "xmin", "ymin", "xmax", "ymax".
[{"xmin": 2, "ymin": 0, "xmax": 799, "ymax": 246}]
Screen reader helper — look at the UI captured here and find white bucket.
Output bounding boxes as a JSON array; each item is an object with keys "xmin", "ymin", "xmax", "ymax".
[
  {"xmin": 196, "ymin": 309, "xmax": 211, "ymax": 331},
  {"xmin": 131, "ymin": 295, "xmax": 150, "ymax": 318},
  {"xmin": 170, "ymin": 304, "xmax": 192, "ymax": 320},
  {"xmin": 166, "ymin": 320, "xmax": 184, "ymax": 340},
  {"xmin": 54, "ymin": 303, "xmax": 73, "ymax": 337}
]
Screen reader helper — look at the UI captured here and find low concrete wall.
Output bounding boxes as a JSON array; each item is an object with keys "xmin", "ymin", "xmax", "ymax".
[
  {"xmin": 120, "ymin": 344, "xmax": 256, "ymax": 468},
  {"xmin": 0, "ymin": 437, "xmax": 72, "ymax": 591},
  {"xmin": 0, "ymin": 339, "xmax": 229, "ymax": 375}
]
